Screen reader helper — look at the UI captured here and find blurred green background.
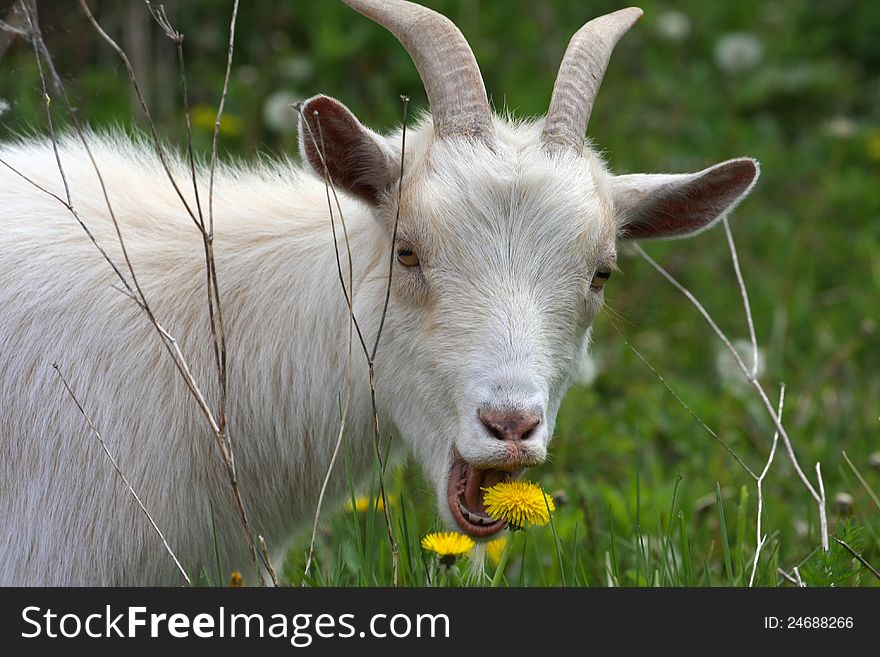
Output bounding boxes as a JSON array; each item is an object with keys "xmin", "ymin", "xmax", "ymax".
[{"xmin": 1, "ymin": 0, "xmax": 877, "ymax": 586}]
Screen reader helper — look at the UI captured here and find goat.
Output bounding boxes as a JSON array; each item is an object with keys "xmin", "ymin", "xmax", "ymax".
[{"xmin": 0, "ymin": 0, "xmax": 759, "ymax": 585}]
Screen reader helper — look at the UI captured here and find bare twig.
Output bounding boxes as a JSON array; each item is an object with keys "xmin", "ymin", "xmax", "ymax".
[
  {"xmin": 0, "ymin": 155, "xmax": 133, "ymax": 291},
  {"xmin": 363, "ymin": 95, "xmax": 411, "ymax": 586},
  {"xmin": 297, "ymin": 103, "xmax": 363, "ymax": 582},
  {"xmin": 146, "ymin": 2, "xmax": 202, "ymax": 227},
  {"xmin": 302, "ymin": 386, "xmax": 353, "ymax": 582},
  {"xmin": 635, "ymin": 243, "xmax": 828, "ymax": 551},
  {"xmin": 87, "ymin": 0, "xmax": 256, "ymax": 573},
  {"xmin": 833, "ymin": 537, "xmax": 880, "ymax": 581},
  {"xmin": 21, "ymin": 1, "xmax": 208, "ymax": 409},
  {"xmin": 842, "ymin": 450, "xmax": 880, "ymax": 510},
  {"xmin": 208, "ymin": 0, "xmax": 239, "ymax": 239},
  {"xmin": 749, "ymin": 384, "xmax": 784, "ymax": 587},
  {"xmin": 0, "ymin": 18, "xmax": 27, "ymax": 37},
  {"xmin": 618, "ymin": 331, "xmax": 756, "ymax": 478},
  {"xmin": 13, "ymin": 2, "xmax": 133, "ymax": 293},
  {"xmin": 296, "ymin": 104, "xmax": 371, "ymax": 353},
  {"xmin": 18, "ymin": 1, "xmax": 260, "ymax": 580},
  {"xmin": 295, "ymin": 96, "xmax": 410, "ymax": 585},
  {"xmin": 722, "ymin": 218, "xmax": 759, "ymax": 378},
  {"xmin": 301, "ymin": 167, "xmax": 357, "ymax": 580},
  {"xmin": 1, "ymin": 3, "xmax": 27, "ymax": 64},
  {"xmin": 202, "ymin": 0, "xmax": 239, "ymax": 434},
  {"xmin": 53, "ymin": 363, "xmax": 191, "ymax": 586},
  {"xmin": 77, "ymin": 0, "xmax": 199, "ymax": 226},
  {"xmin": 146, "ymin": 2, "xmax": 231, "ymax": 447},
  {"xmin": 371, "ymin": 95, "xmax": 410, "ymax": 363},
  {"xmin": 258, "ymin": 535, "xmax": 280, "ymax": 587},
  {"xmin": 146, "ymin": 3, "xmax": 181, "ymax": 41},
  {"xmin": 21, "ymin": 2, "xmax": 70, "ymax": 206}
]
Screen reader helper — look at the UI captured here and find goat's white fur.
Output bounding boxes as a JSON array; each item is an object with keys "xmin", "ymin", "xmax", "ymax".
[{"xmin": 1, "ymin": 31, "xmax": 760, "ymax": 585}]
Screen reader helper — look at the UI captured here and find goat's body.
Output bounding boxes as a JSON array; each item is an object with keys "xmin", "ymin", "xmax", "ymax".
[
  {"xmin": 0, "ymin": 135, "xmax": 385, "ymax": 584},
  {"xmin": 0, "ymin": 2, "xmax": 761, "ymax": 586}
]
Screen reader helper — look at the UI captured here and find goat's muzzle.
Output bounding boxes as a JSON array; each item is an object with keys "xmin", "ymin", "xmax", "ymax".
[{"xmin": 446, "ymin": 451, "xmax": 515, "ymax": 538}]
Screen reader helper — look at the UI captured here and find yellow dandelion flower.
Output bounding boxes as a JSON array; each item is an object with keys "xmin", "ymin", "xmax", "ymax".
[
  {"xmin": 486, "ymin": 536, "xmax": 508, "ymax": 566},
  {"xmin": 482, "ymin": 480, "xmax": 555, "ymax": 529},
  {"xmin": 421, "ymin": 532, "xmax": 475, "ymax": 565},
  {"xmin": 345, "ymin": 495, "xmax": 385, "ymax": 513},
  {"xmin": 228, "ymin": 571, "xmax": 244, "ymax": 587}
]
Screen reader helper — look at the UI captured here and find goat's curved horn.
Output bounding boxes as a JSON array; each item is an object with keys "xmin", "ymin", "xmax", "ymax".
[
  {"xmin": 343, "ymin": 0, "xmax": 492, "ymax": 140},
  {"xmin": 542, "ymin": 7, "xmax": 643, "ymax": 151}
]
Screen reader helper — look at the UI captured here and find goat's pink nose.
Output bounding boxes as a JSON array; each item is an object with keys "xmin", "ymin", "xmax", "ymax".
[{"xmin": 478, "ymin": 408, "xmax": 541, "ymax": 442}]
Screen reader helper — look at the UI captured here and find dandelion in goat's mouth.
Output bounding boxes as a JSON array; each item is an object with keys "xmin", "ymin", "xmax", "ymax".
[
  {"xmin": 483, "ymin": 481, "xmax": 555, "ymax": 587},
  {"xmin": 421, "ymin": 531, "xmax": 475, "ymax": 566},
  {"xmin": 482, "ymin": 480, "xmax": 555, "ymax": 530}
]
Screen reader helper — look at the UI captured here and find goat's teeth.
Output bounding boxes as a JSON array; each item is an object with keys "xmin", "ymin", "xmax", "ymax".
[{"xmin": 458, "ymin": 500, "xmax": 492, "ymax": 525}]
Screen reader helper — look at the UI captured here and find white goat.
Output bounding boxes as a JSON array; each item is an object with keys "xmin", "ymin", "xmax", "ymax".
[{"xmin": 0, "ymin": 0, "xmax": 758, "ymax": 585}]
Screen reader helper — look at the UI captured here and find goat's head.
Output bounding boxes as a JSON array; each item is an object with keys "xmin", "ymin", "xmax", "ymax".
[{"xmin": 298, "ymin": 0, "xmax": 759, "ymax": 538}]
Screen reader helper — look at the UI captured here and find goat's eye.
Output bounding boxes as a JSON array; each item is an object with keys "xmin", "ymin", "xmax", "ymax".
[
  {"xmin": 396, "ymin": 247, "xmax": 420, "ymax": 268},
  {"xmin": 590, "ymin": 268, "xmax": 611, "ymax": 291}
]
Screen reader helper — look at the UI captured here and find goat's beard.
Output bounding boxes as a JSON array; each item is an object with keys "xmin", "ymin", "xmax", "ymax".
[{"xmin": 446, "ymin": 451, "xmax": 511, "ymax": 538}]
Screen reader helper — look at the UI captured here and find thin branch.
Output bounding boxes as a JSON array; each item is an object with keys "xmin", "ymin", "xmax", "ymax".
[
  {"xmin": 722, "ymin": 217, "xmax": 759, "ymax": 378},
  {"xmin": 363, "ymin": 96, "xmax": 410, "ymax": 586},
  {"xmin": 294, "ymin": 104, "xmax": 370, "ymax": 354},
  {"xmin": 295, "ymin": 96, "xmax": 411, "ymax": 585},
  {"xmin": 22, "ymin": 1, "xmax": 261, "ymax": 578},
  {"xmin": 833, "ymin": 537, "xmax": 880, "ymax": 581},
  {"xmin": 258, "ymin": 535, "xmax": 280, "ymax": 587},
  {"xmin": 147, "ymin": 3, "xmax": 232, "ymax": 450},
  {"xmin": 371, "ymin": 95, "xmax": 410, "ymax": 362},
  {"xmin": 146, "ymin": 3, "xmax": 203, "ymax": 230},
  {"xmin": 53, "ymin": 363, "xmax": 191, "ymax": 586},
  {"xmin": 842, "ymin": 450, "xmax": 880, "ymax": 511},
  {"xmin": 635, "ymin": 243, "xmax": 828, "ymax": 551},
  {"xmin": 14, "ymin": 2, "xmax": 134, "ymax": 294},
  {"xmin": 618, "ymin": 331, "xmax": 756, "ymax": 478},
  {"xmin": 21, "ymin": 2, "xmax": 210, "ymax": 407},
  {"xmin": 0, "ymin": 155, "xmax": 133, "ymax": 293},
  {"xmin": 77, "ymin": 0, "xmax": 200, "ymax": 227},
  {"xmin": 296, "ymin": 104, "xmax": 367, "ymax": 582},
  {"xmin": 777, "ymin": 567, "xmax": 797, "ymax": 585},
  {"xmin": 295, "ymin": 102, "xmax": 366, "ymax": 582},
  {"xmin": 0, "ymin": 18, "xmax": 28, "ymax": 37},
  {"xmin": 147, "ymin": 3, "xmax": 229, "ymax": 424},
  {"xmin": 208, "ymin": 0, "xmax": 239, "ymax": 239},
  {"xmin": 202, "ymin": 0, "xmax": 239, "ymax": 437},
  {"xmin": 21, "ymin": 2, "xmax": 70, "ymax": 206},
  {"xmin": 749, "ymin": 383, "xmax": 784, "ymax": 587}
]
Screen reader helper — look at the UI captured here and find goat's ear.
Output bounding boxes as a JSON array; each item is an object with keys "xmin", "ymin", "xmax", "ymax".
[
  {"xmin": 298, "ymin": 94, "xmax": 398, "ymax": 206},
  {"xmin": 610, "ymin": 158, "xmax": 759, "ymax": 240}
]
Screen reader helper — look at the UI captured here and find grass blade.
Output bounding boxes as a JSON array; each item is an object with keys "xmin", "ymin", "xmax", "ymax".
[
  {"xmin": 678, "ymin": 510, "xmax": 692, "ymax": 586},
  {"xmin": 716, "ymin": 483, "xmax": 735, "ymax": 587}
]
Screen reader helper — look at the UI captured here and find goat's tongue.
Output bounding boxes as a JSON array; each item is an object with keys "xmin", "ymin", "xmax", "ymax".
[
  {"xmin": 447, "ymin": 454, "xmax": 508, "ymax": 537},
  {"xmin": 463, "ymin": 466, "xmax": 505, "ymax": 513}
]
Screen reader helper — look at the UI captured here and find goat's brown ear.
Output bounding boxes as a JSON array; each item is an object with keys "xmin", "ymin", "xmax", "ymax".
[
  {"xmin": 298, "ymin": 95, "xmax": 398, "ymax": 206},
  {"xmin": 611, "ymin": 158, "xmax": 759, "ymax": 240}
]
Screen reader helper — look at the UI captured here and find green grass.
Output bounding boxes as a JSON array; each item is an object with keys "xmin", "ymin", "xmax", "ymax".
[{"xmin": 2, "ymin": 0, "xmax": 878, "ymax": 586}]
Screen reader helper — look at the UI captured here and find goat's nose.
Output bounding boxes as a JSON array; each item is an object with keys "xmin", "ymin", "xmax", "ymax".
[{"xmin": 478, "ymin": 408, "xmax": 541, "ymax": 442}]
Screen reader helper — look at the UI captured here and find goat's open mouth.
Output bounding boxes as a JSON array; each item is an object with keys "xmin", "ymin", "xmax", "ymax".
[{"xmin": 446, "ymin": 453, "xmax": 511, "ymax": 538}]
